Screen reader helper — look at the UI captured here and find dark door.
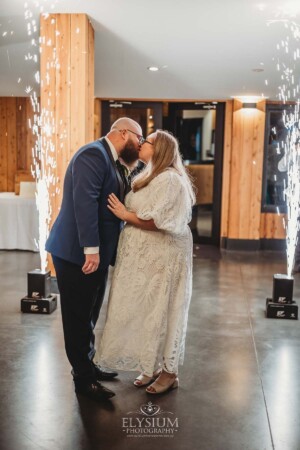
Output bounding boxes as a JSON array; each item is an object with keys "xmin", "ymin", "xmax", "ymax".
[{"xmin": 167, "ymin": 102, "xmax": 225, "ymax": 246}]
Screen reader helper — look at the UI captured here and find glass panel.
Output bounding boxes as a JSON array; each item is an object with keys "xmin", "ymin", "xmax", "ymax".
[
  {"xmin": 177, "ymin": 107, "xmax": 215, "ymax": 239},
  {"xmin": 186, "ymin": 163, "xmax": 214, "ymax": 239},
  {"xmin": 175, "ymin": 109, "xmax": 216, "ymax": 163},
  {"xmin": 265, "ymin": 111, "xmax": 288, "ymax": 208},
  {"xmin": 262, "ymin": 105, "xmax": 294, "ymax": 212}
]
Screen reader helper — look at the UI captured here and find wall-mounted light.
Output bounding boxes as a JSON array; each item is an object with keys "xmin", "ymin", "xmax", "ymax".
[{"xmin": 242, "ymin": 102, "xmax": 257, "ymax": 109}]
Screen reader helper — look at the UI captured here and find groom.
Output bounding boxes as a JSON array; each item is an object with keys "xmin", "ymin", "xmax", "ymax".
[{"xmin": 46, "ymin": 118, "xmax": 143, "ymax": 402}]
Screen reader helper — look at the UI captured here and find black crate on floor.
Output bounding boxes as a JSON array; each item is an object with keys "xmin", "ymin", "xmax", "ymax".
[
  {"xmin": 21, "ymin": 294, "xmax": 57, "ymax": 314},
  {"xmin": 266, "ymin": 298, "xmax": 298, "ymax": 320},
  {"xmin": 272, "ymin": 274, "xmax": 294, "ymax": 304},
  {"xmin": 27, "ymin": 269, "xmax": 51, "ymax": 299}
]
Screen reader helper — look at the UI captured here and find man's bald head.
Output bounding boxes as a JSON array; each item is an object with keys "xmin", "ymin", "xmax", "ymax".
[
  {"xmin": 110, "ymin": 117, "xmax": 142, "ymax": 135},
  {"xmin": 106, "ymin": 117, "xmax": 142, "ymax": 164}
]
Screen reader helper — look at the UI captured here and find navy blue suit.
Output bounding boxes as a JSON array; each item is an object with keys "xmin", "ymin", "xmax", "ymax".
[
  {"xmin": 46, "ymin": 138, "xmax": 123, "ymax": 269},
  {"xmin": 46, "ymin": 138, "xmax": 125, "ymax": 382}
]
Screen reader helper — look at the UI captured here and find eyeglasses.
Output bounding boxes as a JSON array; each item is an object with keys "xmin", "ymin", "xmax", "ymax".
[{"xmin": 118, "ymin": 128, "xmax": 153, "ymax": 145}]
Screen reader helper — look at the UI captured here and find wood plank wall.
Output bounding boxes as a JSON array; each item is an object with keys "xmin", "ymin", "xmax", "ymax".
[
  {"xmin": 0, "ymin": 97, "xmax": 34, "ymax": 192},
  {"xmin": 40, "ymin": 13, "xmax": 94, "ymax": 272},
  {"xmin": 221, "ymin": 99, "xmax": 286, "ymax": 241}
]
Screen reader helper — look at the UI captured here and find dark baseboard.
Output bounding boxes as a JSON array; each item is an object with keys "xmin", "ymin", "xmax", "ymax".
[
  {"xmin": 260, "ymin": 239, "xmax": 286, "ymax": 251},
  {"xmin": 221, "ymin": 238, "xmax": 286, "ymax": 251}
]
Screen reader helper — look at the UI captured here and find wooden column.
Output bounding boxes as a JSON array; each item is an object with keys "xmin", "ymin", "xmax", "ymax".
[
  {"xmin": 40, "ymin": 14, "xmax": 94, "ymax": 272},
  {"xmin": 221, "ymin": 100, "xmax": 266, "ymax": 244}
]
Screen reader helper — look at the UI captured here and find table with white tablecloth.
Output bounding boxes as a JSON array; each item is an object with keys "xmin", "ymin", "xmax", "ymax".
[{"xmin": 0, "ymin": 193, "xmax": 39, "ymax": 251}]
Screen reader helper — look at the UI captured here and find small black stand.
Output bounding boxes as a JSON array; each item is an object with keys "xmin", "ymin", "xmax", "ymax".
[
  {"xmin": 21, "ymin": 269, "xmax": 57, "ymax": 314},
  {"xmin": 266, "ymin": 274, "xmax": 298, "ymax": 320}
]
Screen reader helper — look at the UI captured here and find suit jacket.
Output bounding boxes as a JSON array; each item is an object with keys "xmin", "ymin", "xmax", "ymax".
[{"xmin": 46, "ymin": 138, "xmax": 124, "ymax": 269}]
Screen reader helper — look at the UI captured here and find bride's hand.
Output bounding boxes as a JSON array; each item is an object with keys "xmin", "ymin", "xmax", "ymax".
[{"xmin": 107, "ymin": 193, "xmax": 127, "ymax": 220}]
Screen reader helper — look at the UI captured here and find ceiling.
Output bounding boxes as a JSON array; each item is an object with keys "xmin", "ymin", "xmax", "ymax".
[{"xmin": 0, "ymin": 0, "xmax": 299, "ymax": 100}]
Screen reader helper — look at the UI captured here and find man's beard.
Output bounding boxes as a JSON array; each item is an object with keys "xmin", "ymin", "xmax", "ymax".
[{"xmin": 120, "ymin": 141, "xmax": 140, "ymax": 164}]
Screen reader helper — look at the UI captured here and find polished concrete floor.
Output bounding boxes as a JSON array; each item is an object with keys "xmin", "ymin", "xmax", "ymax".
[{"xmin": 1, "ymin": 248, "xmax": 300, "ymax": 450}]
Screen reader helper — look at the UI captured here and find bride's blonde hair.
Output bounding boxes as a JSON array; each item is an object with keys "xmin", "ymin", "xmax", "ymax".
[{"xmin": 132, "ymin": 130, "xmax": 195, "ymax": 205}]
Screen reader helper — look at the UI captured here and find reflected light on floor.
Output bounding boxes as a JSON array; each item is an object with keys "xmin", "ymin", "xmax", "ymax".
[
  {"xmin": 226, "ymin": 366, "xmax": 251, "ymax": 408},
  {"xmin": 28, "ymin": 343, "xmax": 54, "ymax": 418},
  {"xmin": 271, "ymin": 345, "xmax": 295, "ymax": 427}
]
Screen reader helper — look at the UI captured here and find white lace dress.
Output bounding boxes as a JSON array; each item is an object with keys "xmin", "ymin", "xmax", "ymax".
[{"xmin": 98, "ymin": 169, "xmax": 193, "ymax": 376}]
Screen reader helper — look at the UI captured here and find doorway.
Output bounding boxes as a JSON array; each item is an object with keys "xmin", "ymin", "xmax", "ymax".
[
  {"xmin": 100, "ymin": 100, "xmax": 225, "ymax": 246},
  {"xmin": 166, "ymin": 102, "xmax": 225, "ymax": 246}
]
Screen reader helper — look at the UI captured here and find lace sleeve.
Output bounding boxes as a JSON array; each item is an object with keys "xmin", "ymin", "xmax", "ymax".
[{"xmin": 136, "ymin": 171, "xmax": 191, "ymax": 234}]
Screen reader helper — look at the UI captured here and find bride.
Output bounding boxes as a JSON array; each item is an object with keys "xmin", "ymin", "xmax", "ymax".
[{"xmin": 98, "ymin": 129, "xmax": 195, "ymax": 394}]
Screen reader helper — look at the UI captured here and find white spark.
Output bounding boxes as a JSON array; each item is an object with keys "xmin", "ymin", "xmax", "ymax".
[
  {"xmin": 272, "ymin": 18, "xmax": 300, "ymax": 276},
  {"xmin": 22, "ymin": 1, "xmax": 59, "ymax": 271}
]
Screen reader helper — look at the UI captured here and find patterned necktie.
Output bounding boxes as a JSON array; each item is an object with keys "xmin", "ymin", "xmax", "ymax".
[{"xmin": 116, "ymin": 160, "xmax": 129, "ymax": 193}]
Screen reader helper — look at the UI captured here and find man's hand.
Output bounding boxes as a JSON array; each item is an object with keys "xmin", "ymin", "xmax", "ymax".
[{"xmin": 82, "ymin": 253, "xmax": 100, "ymax": 275}]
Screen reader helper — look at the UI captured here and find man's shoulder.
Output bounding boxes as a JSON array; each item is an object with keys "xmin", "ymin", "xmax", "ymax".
[
  {"xmin": 73, "ymin": 139, "xmax": 110, "ymax": 162},
  {"xmin": 79, "ymin": 139, "xmax": 106, "ymax": 153}
]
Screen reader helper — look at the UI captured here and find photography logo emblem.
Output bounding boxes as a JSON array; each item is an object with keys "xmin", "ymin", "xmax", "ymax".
[{"xmin": 122, "ymin": 401, "xmax": 179, "ymax": 438}]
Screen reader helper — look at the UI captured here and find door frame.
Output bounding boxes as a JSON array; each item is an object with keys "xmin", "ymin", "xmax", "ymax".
[
  {"xmin": 101, "ymin": 100, "xmax": 163, "ymax": 135},
  {"xmin": 168, "ymin": 102, "xmax": 225, "ymax": 246}
]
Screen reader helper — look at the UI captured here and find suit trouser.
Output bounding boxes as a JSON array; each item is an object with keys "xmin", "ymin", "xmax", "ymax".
[{"xmin": 52, "ymin": 255, "xmax": 108, "ymax": 382}]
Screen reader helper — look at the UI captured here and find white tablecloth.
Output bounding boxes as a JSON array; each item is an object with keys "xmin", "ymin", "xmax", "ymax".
[{"xmin": 0, "ymin": 192, "xmax": 39, "ymax": 251}]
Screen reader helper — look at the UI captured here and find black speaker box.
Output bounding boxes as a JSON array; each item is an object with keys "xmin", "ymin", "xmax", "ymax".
[
  {"xmin": 21, "ymin": 294, "xmax": 57, "ymax": 314},
  {"xmin": 266, "ymin": 298, "xmax": 298, "ymax": 320},
  {"xmin": 272, "ymin": 274, "xmax": 294, "ymax": 304},
  {"xmin": 27, "ymin": 269, "xmax": 51, "ymax": 299}
]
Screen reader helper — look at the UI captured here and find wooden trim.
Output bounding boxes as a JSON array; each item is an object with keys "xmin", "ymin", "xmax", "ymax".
[
  {"xmin": 94, "ymin": 98, "xmax": 101, "ymax": 138},
  {"xmin": 6, "ymin": 98, "xmax": 17, "ymax": 192},
  {"xmin": 0, "ymin": 98, "xmax": 7, "ymax": 191},
  {"xmin": 88, "ymin": 20, "xmax": 95, "ymax": 141},
  {"xmin": 220, "ymin": 100, "xmax": 233, "ymax": 238}
]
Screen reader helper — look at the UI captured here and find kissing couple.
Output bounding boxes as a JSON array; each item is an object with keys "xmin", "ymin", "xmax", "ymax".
[{"xmin": 46, "ymin": 117, "xmax": 195, "ymax": 402}]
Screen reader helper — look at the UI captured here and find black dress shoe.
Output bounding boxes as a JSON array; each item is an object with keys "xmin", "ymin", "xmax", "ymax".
[
  {"xmin": 93, "ymin": 363, "xmax": 118, "ymax": 380},
  {"xmin": 75, "ymin": 380, "xmax": 115, "ymax": 402}
]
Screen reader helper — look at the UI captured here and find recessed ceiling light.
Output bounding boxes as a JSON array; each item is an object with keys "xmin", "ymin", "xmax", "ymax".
[
  {"xmin": 231, "ymin": 95, "xmax": 269, "ymax": 102},
  {"xmin": 148, "ymin": 66, "xmax": 159, "ymax": 72}
]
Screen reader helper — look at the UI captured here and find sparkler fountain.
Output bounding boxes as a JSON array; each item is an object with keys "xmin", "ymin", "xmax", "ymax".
[
  {"xmin": 266, "ymin": 16, "xmax": 300, "ymax": 319},
  {"xmin": 20, "ymin": 1, "xmax": 58, "ymax": 314}
]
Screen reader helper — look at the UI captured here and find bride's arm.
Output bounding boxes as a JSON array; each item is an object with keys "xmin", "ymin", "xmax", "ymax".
[{"xmin": 107, "ymin": 193, "xmax": 158, "ymax": 231}]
